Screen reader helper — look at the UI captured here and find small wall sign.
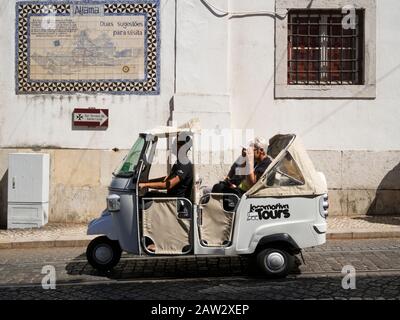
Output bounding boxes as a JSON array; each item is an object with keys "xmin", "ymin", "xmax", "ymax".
[{"xmin": 73, "ymin": 108, "xmax": 109, "ymax": 128}]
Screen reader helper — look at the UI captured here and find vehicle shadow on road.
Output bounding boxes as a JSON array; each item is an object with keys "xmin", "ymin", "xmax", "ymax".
[{"xmin": 65, "ymin": 253, "xmax": 302, "ymax": 280}]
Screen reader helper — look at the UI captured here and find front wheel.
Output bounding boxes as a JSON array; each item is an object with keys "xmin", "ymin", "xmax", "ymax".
[
  {"xmin": 86, "ymin": 236, "xmax": 122, "ymax": 271},
  {"xmin": 256, "ymin": 248, "xmax": 294, "ymax": 278}
]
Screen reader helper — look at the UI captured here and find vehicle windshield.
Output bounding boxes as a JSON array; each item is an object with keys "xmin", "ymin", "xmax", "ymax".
[
  {"xmin": 114, "ymin": 137, "xmax": 145, "ymax": 177},
  {"xmin": 267, "ymin": 134, "xmax": 295, "ymax": 158}
]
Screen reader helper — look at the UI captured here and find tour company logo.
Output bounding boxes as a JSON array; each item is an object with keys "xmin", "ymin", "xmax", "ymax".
[{"xmin": 247, "ymin": 203, "xmax": 290, "ymax": 221}]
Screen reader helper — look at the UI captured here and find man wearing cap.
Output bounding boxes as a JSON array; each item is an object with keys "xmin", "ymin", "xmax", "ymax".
[
  {"xmin": 241, "ymin": 137, "xmax": 272, "ymax": 192},
  {"xmin": 211, "ymin": 137, "xmax": 272, "ymax": 196}
]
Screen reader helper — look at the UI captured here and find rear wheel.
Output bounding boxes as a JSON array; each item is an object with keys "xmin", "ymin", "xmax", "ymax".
[
  {"xmin": 256, "ymin": 247, "xmax": 294, "ymax": 278},
  {"xmin": 86, "ymin": 236, "xmax": 122, "ymax": 271}
]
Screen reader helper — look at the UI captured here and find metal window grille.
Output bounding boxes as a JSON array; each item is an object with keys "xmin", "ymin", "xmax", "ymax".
[{"xmin": 288, "ymin": 9, "xmax": 364, "ymax": 85}]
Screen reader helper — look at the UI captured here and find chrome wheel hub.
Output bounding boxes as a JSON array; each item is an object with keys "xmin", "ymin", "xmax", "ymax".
[
  {"xmin": 266, "ymin": 252, "xmax": 285, "ymax": 272},
  {"xmin": 94, "ymin": 245, "xmax": 113, "ymax": 264}
]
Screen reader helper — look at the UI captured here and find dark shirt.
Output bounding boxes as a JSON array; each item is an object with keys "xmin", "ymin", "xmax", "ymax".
[
  {"xmin": 254, "ymin": 156, "xmax": 272, "ymax": 180},
  {"xmin": 167, "ymin": 160, "xmax": 193, "ymax": 199},
  {"xmin": 226, "ymin": 155, "xmax": 272, "ymax": 188}
]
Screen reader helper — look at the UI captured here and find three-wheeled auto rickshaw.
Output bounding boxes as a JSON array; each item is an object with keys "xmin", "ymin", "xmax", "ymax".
[{"xmin": 86, "ymin": 124, "xmax": 328, "ymax": 278}]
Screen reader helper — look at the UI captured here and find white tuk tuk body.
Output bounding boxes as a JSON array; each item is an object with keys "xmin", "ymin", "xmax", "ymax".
[{"xmin": 86, "ymin": 124, "xmax": 328, "ymax": 275}]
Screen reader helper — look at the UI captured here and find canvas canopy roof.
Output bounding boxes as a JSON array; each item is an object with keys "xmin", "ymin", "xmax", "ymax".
[
  {"xmin": 142, "ymin": 118, "xmax": 201, "ymax": 137},
  {"xmin": 246, "ymin": 134, "xmax": 327, "ymax": 197}
]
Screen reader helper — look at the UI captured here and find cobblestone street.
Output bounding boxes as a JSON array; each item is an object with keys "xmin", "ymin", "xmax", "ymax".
[{"xmin": 0, "ymin": 239, "xmax": 399, "ymax": 300}]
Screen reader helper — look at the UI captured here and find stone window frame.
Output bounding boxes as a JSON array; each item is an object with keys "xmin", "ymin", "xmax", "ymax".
[{"xmin": 275, "ymin": 0, "xmax": 376, "ymax": 99}]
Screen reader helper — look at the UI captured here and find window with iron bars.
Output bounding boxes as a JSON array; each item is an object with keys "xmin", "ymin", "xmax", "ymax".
[{"xmin": 288, "ymin": 9, "xmax": 364, "ymax": 85}]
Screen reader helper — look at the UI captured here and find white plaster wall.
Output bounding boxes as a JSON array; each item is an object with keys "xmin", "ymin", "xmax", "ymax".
[
  {"xmin": 175, "ymin": 0, "xmax": 229, "ymax": 95},
  {"xmin": 0, "ymin": 0, "xmax": 176, "ymax": 150},
  {"xmin": 228, "ymin": 0, "xmax": 400, "ymax": 151},
  {"xmin": 172, "ymin": 0, "xmax": 232, "ymax": 132},
  {"xmin": 3, "ymin": 0, "xmax": 398, "ymax": 152}
]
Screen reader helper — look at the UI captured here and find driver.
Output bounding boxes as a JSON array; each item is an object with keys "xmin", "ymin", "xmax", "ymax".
[
  {"xmin": 138, "ymin": 134, "xmax": 193, "ymax": 200},
  {"xmin": 138, "ymin": 134, "xmax": 193, "ymax": 252}
]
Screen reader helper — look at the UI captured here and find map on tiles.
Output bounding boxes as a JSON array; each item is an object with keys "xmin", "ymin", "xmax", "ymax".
[{"xmin": 16, "ymin": 1, "xmax": 160, "ymax": 94}]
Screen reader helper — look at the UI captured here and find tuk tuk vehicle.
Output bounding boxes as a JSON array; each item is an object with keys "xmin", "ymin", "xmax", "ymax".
[{"xmin": 86, "ymin": 124, "xmax": 329, "ymax": 278}]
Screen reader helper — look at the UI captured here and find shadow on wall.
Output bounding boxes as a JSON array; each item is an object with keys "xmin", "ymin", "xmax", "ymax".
[
  {"xmin": 367, "ymin": 162, "xmax": 400, "ymax": 216},
  {"xmin": 0, "ymin": 170, "xmax": 8, "ymax": 229}
]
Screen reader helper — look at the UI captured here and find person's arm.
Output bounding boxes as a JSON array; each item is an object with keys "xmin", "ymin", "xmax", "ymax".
[
  {"xmin": 245, "ymin": 147, "xmax": 257, "ymax": 187},
  {"xmin": 147, "ymin": 176, "xmax": 167, "ymax": 183},
  {"xmin": 246, "ymin": 171, "xmax": 257, "ymax": 187},
  {"xmin": 226, "ymin": 163, "xmax": 237, "ymax": 180},
  {"xmin": 139, "ymin": 176, "xmax": 181, "ymax": 191},
  {"xmin": 247, "ymin": 157, "xmax": 272, "ymax": 187}
]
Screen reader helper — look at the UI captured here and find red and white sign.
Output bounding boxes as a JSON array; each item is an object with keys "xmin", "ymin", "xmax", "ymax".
[{"xmin": 73, "ymin": 108, "xmax": 109, "ymax": 128}]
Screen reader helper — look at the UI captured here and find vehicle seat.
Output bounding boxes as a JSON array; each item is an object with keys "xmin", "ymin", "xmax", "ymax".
[
  {"xmin": 198, "ymin": 193, "xmax": 238, "ymax": 247},
  {"xmin": 142, "ymin": 198, "xmax": 191, "ymax": 254}
]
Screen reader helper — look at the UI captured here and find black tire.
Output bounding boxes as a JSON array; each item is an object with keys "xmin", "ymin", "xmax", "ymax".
[
  {"xmin": 256, "ymin": 247, "xmax": 294, "ymax": 278},
  {"xmin": 86, "ymin": 236, "xmax": 122, "ymax": 271}
]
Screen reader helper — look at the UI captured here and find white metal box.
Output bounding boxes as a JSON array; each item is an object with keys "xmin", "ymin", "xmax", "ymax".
[
  {"xmin": 7, "ymin": 153, "xmax": 50, "ymax": 229},
  {"xmin": 7, "ymin": 203, "xmax": 49, "ymax": 229},
  {"xmin": 8, "ymin": 153, "xmax": 50, "ymax": 203}
]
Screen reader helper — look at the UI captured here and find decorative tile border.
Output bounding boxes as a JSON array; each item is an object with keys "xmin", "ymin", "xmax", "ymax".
[{"xmin": 16, "ymin": 0, "xmax": 160, "ymax": 94}]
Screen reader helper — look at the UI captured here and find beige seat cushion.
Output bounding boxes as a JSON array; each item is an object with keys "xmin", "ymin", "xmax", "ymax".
[
  {"xmin": 199, "ymin": 194, "xmax": 234, "ymax": 247},
  {"xmin": 143, "ymin": 199, "xmax": 191, "ymax": 254}
]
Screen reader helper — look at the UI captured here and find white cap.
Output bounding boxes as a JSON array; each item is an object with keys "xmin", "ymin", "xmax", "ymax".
[
  {"xmin": 240, "ymin": 137, "xmax": 267, "ymax": 151},
  {"xmin": 250, "ymin": 137, "xmax": 267, "ymax": 151}
]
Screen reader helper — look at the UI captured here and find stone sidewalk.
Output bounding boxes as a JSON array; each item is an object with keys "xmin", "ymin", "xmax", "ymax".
[
  {"xmin": 0, "ymin": 223, "xmax": 96, "ymax": 249},
  {"xmin": 326, "ymin": 216, "xmax": 400, "ymax": 240},
  {"xmin": 0, "ymin": 216, "xmax": 400, "ymax": 249}
]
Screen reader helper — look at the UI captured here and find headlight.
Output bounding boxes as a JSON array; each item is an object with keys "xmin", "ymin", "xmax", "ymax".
[
  {"xmin": 107, "ymin": 194, "xmax": 120, "ymax": 212},
  {"xmin": 319, "ymin": 193, "xmax": 329, "ymax": 218}
]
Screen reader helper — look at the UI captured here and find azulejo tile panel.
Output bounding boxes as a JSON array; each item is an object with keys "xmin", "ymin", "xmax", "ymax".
[{"xmin": 16, "ymin": 0, "xmax": 160, "ymax": 94}]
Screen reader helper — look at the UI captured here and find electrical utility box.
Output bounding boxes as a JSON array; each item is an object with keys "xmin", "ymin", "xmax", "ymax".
[{"xmin": 7, "ymin": 153, "xmax": 50, "ymax": 229}]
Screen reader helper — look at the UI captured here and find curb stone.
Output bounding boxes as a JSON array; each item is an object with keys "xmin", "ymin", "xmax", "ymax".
[{"xmin": 1, "ymin": 231, "xmax": 400, "ymax": 249}]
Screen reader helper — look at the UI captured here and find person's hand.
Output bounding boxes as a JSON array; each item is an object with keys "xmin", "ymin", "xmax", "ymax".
[
  {"xmin": 138, "ymin": 182, "xmax": 146, "ymax": 189},
  {"xmin": 224, "ymin": 178, "xmax": 236, "ymax": 188}
]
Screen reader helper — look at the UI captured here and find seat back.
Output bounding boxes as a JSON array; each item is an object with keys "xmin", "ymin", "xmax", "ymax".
[
  {"xmin": 142, "ymin": 197, "xmax": 192, "ymax": 254},
  {"xmin": 198, "ymin": 193, "xmax": 239, "ymax": 247}
]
